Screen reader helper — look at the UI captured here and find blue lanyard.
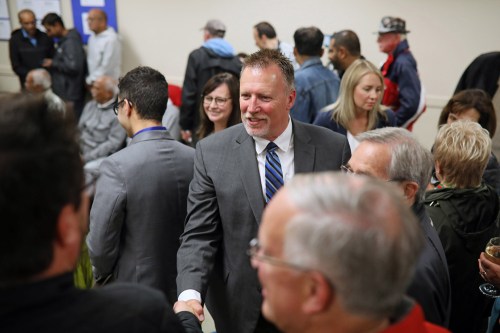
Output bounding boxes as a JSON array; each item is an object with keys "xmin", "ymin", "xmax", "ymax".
[{"xmin": 132, "ymin": 126, "xmax": 167, "ymax": 138}]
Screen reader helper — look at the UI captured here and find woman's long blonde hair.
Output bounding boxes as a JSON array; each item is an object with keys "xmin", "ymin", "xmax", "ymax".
[{"xmin": 330, "ymin": 59, "xmax": 387, "ymax": 131}]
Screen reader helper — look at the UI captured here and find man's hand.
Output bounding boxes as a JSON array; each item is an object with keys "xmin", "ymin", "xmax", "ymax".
[
  {"xmin": 174, "ymin": 300, "xmax": 205, "ymax": 322},
  {"xmin": 181, "ymin": 130, "xmax": 193, "ymax": 144},
  {"xmin": 479, "ymin": 252, "xmax": 500, "ymax": 288}
]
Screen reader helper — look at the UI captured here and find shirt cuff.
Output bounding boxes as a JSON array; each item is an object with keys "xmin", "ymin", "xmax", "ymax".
[{"xmin": 178, "ymin": 289, "xmax": 202, "ymax": 303}]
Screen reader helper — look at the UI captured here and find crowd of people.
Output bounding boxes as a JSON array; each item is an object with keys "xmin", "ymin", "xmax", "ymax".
[{"xmin": 3, "ymin": 6, "xmax": 500, "ymax": 333}]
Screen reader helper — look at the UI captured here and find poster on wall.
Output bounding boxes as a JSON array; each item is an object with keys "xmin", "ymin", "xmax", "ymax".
[
  {"xmin": 71, "ymin": 0, "xmax": 117, "ymax": 44},
  {"xmin": 16, "ymin": 0, "xmax": 61, "ymax": 31},
  {"xmin": 0, "ymin": 0, "xmax": 11, "ymax": 40}
]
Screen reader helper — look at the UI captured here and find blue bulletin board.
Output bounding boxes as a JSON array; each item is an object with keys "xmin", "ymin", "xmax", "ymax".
[{"xmin": 71, "ymin": 0, "xmax": 117, "ymax": 44}]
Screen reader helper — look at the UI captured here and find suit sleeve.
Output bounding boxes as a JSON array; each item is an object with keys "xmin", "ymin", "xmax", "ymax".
[
  {"xmin": 180, "ymin": 51, "xmax": 199, "ymax": 131},
  {"xmin": 87, "ymin": 157, "xmax": 126, "ymax": 280},
  {"xmin": 176, "ymin": 141, "xmax": 222, "ymax": 299}
]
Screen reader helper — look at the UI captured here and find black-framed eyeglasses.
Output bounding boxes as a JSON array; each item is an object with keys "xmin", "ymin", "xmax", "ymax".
[
  {"xmin": 247, "ymin": 238, "xmax": 309, "ymax": 272},
  {"xmin": 113, "ymin": 98, "xmax": 126, "ymax": 115},
  {"xmin": 203, "ymin": 96, "xmax": 231, "ymax": 107}
]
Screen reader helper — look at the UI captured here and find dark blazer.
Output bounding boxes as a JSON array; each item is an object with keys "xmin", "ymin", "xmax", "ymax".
[
  {"xmin": 0, "ymin": 273, "xmax": 194, "ymax": 333},
  {"xmin": 88, "ymin": 129, "xmax": 194, "ymax": 305},
  {"xmin": 177, "ymin": 121, "xmax": 351, "ymax": 333},
  {"xmin": 9, "ymin": 29, "xmax": 54, "ymax": 87}
]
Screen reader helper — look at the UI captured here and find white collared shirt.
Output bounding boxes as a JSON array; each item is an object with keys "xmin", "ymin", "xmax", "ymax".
[
  {"xmin": 178, "ymin": 118, "xmax": 295, "ymax": 304},
  {"xmin": 253, "ymin": 118, "xmax": 295, "ymax": 198}
]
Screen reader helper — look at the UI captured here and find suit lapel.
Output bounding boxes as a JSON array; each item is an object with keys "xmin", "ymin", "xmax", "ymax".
[
  {"xmin": 236, "ymin": 129, "xmax": 265, "ymax": 225},
  {"xmin": 293, "ymin": 121, "xmax": 315, "ymax": 174}
]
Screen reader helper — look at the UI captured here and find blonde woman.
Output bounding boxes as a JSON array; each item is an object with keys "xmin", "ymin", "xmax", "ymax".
[
  {"xmin": 313, "ymin": 59, "xmax": 396, "ymax": 151},
  {"xmin": 424, "ymin": 121, "xmax": 500, "ymax": 333}
]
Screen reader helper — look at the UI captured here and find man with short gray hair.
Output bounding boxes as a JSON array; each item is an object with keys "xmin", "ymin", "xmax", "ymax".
[
  {"xmin": 346, "ymin": 127, "xmax": 451, "ymax": 327},
  {"xmin": 250, "ymin": 172, "xmax": 449, "ymax": 332},
  {"xmin": 78, "ymin": 76, "xmax": 126, "ymax": 174},
  {"xmin": 25, "ymin": 68, "xmax": 65, "ymax": 113}
]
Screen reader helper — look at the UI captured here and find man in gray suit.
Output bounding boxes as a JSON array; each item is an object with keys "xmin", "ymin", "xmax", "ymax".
[
  {"xmin": 87, "ymin": 66, "xmax": 195, "ymax": 305},
  {"xmin": 176, "ymin": 49, "xmax": 351, "ymax": 333}
]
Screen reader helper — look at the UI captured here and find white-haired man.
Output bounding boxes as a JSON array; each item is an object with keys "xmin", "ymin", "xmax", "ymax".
[{"xmin": 250, "ymin": 172, "xmax": 449, "ymax": 333}]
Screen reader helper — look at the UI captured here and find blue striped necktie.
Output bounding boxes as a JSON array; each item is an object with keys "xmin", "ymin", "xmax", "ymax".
[{"xmin": 265, "ymin": 142, "xmax": 284, "ymax": 202}]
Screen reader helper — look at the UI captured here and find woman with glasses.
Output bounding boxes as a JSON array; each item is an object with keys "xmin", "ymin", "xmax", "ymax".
[
  {"xmin": 196, "ymin": 72, "xmax": 241, "ymax": 141},
  {"xmin": 313, "ymin": 59, "xmax": 396, "ymax": 152}
]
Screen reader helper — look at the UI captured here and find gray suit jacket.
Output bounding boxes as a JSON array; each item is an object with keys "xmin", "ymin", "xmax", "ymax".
[
  {"xmin": 177, "ymin": 121, "xmax": 350, "ymax": 333},
  {"xmin": 88, "ymin": 129, "xmax": 194, "ymax": 304}
]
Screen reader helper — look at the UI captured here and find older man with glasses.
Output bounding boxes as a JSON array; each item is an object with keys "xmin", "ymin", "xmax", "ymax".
[
  {"xmin": 247, "ymin": 172, "xmax": 449, "ymax": 333},
  {"xmin": 346, "ymin": 127, "xmax": 451, "ymax": 327},
  {"xmin": 78, "ymin": 75, "xmax": 126, "ymax": 178}
]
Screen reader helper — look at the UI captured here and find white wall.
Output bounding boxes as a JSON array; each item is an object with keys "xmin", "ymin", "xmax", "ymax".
[{"xmin": 1, "ymin": 0, "xmax": 499, "ymax": 147}]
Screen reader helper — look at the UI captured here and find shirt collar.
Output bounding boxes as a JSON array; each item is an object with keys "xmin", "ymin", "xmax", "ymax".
[
  {"xmin": 254, "ymin": 117, "xmax": 293, "ymax": 155},
  {"xmin": 97, "ymin": 95, "xmax": 117, "ymax": 110}
]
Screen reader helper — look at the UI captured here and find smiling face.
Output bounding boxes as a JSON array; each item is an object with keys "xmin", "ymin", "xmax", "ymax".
[
  {"xmin": 240, "ymin": 64, "xmax": 295, "ymax": 141},
  {"xmin": 203, "ymin": 83, "xmax": 233, "ymax": 128},
  {"xmin": 353, "ymin": 73, "xmax": 383, "ymax": 113}
]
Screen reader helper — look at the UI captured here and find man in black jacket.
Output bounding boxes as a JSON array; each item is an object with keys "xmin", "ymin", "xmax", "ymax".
[
  {"xmin": 0, "ymin": 93, "xmax": 200, "ymax": 333},
  {"xmin": 180, "ymin": 19, "xmax": 241, "ymax": 144},
  {"xmin": 9, "ymin": 9, "xmax": 54, "ymax": 89},
  {"xmin": 345, "ymin": 127, "xmax": 452, "ymax": 328},
  {"xmin": 42, "ymin": 13, "xmax": 87, "ymax": 120}
]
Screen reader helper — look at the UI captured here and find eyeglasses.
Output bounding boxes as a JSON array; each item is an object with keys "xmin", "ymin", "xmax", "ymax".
[
  {"xmin": 247, "ymin": 238, "xmax": 309, "ymax": 272},
  {"xmin": 203, "ymin": 96, "xmax": 231, "ymax": 107},
  {"xmin": 341, "ymin": 164, "xmax": 407, "ymax": 183},
  {"xmin": 248, "ymin": 238, "xmax": 336, "ymax": 290},
  {"xmin": 113, "ymin": 98, "xmax": 126, "ymax": 115},
  {"xmin": 341, "ymin": 164, "xmax": 354, "ymax": 174}
]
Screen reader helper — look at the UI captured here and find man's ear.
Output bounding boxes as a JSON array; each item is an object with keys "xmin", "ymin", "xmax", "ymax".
[
  {"xmin": 56, "ymin": 204, "xmax": 81, "ymax": 247},
  {"xmin": 293, "ymin": 47, "xmax": 299, "ymax": 58},
  {"xmin": 402, "ymin": 180, "xmax": 419, "ymax": 203},
  {"xmin": 319, "ymin": 48, "xmax": 324, "ymax": 57},
  {"xmin": 337, "ymin": 46, "xmax": 347, "ymax": 59},
  {"xmin": 302, "ymin": 271, "xmax": 333, "ymax": 314}
]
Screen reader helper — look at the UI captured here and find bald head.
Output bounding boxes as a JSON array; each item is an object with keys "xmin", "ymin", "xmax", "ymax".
[
  {"xmin": 87, "ymin": 9, "xmax": 107, "ymax": 34},
  {"xmin": 91, "ymin": 76, "xmax": 117, "ymax": 104},
  {"xmin": 18, "ymin": 9, "xmax": 36, "ymax": 37}
]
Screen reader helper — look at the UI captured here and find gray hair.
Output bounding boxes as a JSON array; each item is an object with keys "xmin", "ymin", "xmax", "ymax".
[
  {"xmin": 95, "ymin": 76, "xmax": 118, "ymax": 95},
  {"xmin": 284, "ymin": 172, "xmax": 424, "ymax": 318},
  {"xmin": 28, "ymin": 69, "xmax": 51, "ymax": 90},
  {"xmin": 356, "ymin": 127, "xmax": 433, "ymax": 203}
]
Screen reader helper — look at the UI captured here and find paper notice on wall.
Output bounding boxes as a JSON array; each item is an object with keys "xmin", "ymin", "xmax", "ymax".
[
  {"xmin": 0, "ymin": 0, "xmax": 9, "ymax": 19},
  {"xmin": 0, "ymin": 18, "xmax": 11, "ymax": 40},
  {"xmin": 80, "ymin": 0, "xmax": 105, "ymax": 7},
  {"xmin": 16, "ymin": 0, "xmax": 61, "ymax": 17}
]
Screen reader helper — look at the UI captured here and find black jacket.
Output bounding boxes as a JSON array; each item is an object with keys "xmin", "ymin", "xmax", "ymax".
[
  {"xmin": 0, "ymin": 273, "xmax": 201, "ymax": 333},
  {"xmin": 180, "ymin": 47, "xmax": 241, "ymax": 134},
  {"xmin": 9, "ymin": 29, "xmax": 54, "ymax": 87},
  {"xmin": 424, "ymin": 184, "xmax": 500, "ymax": 333},
  {"xmin": 407, "ymin": 203, "xmax": 451, "ymax": 327},
  {"xmin": 50, "ymin": 29, "xmax": 87, "ymax": 102}
]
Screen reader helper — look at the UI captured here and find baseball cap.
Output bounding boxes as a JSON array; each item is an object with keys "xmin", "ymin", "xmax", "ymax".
[
  {"xmin": 202, "ymin": 19, "xmax": 226, "ymax": 35},
  {"xmin": 377, "ymin": 16, "xmax": 410, "ymax": 34}
]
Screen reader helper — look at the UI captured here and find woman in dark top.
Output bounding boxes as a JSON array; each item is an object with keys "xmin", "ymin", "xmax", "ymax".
[{"xmin": 313, "ymin": 59, "xmax": 396, "ymax": 152}]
